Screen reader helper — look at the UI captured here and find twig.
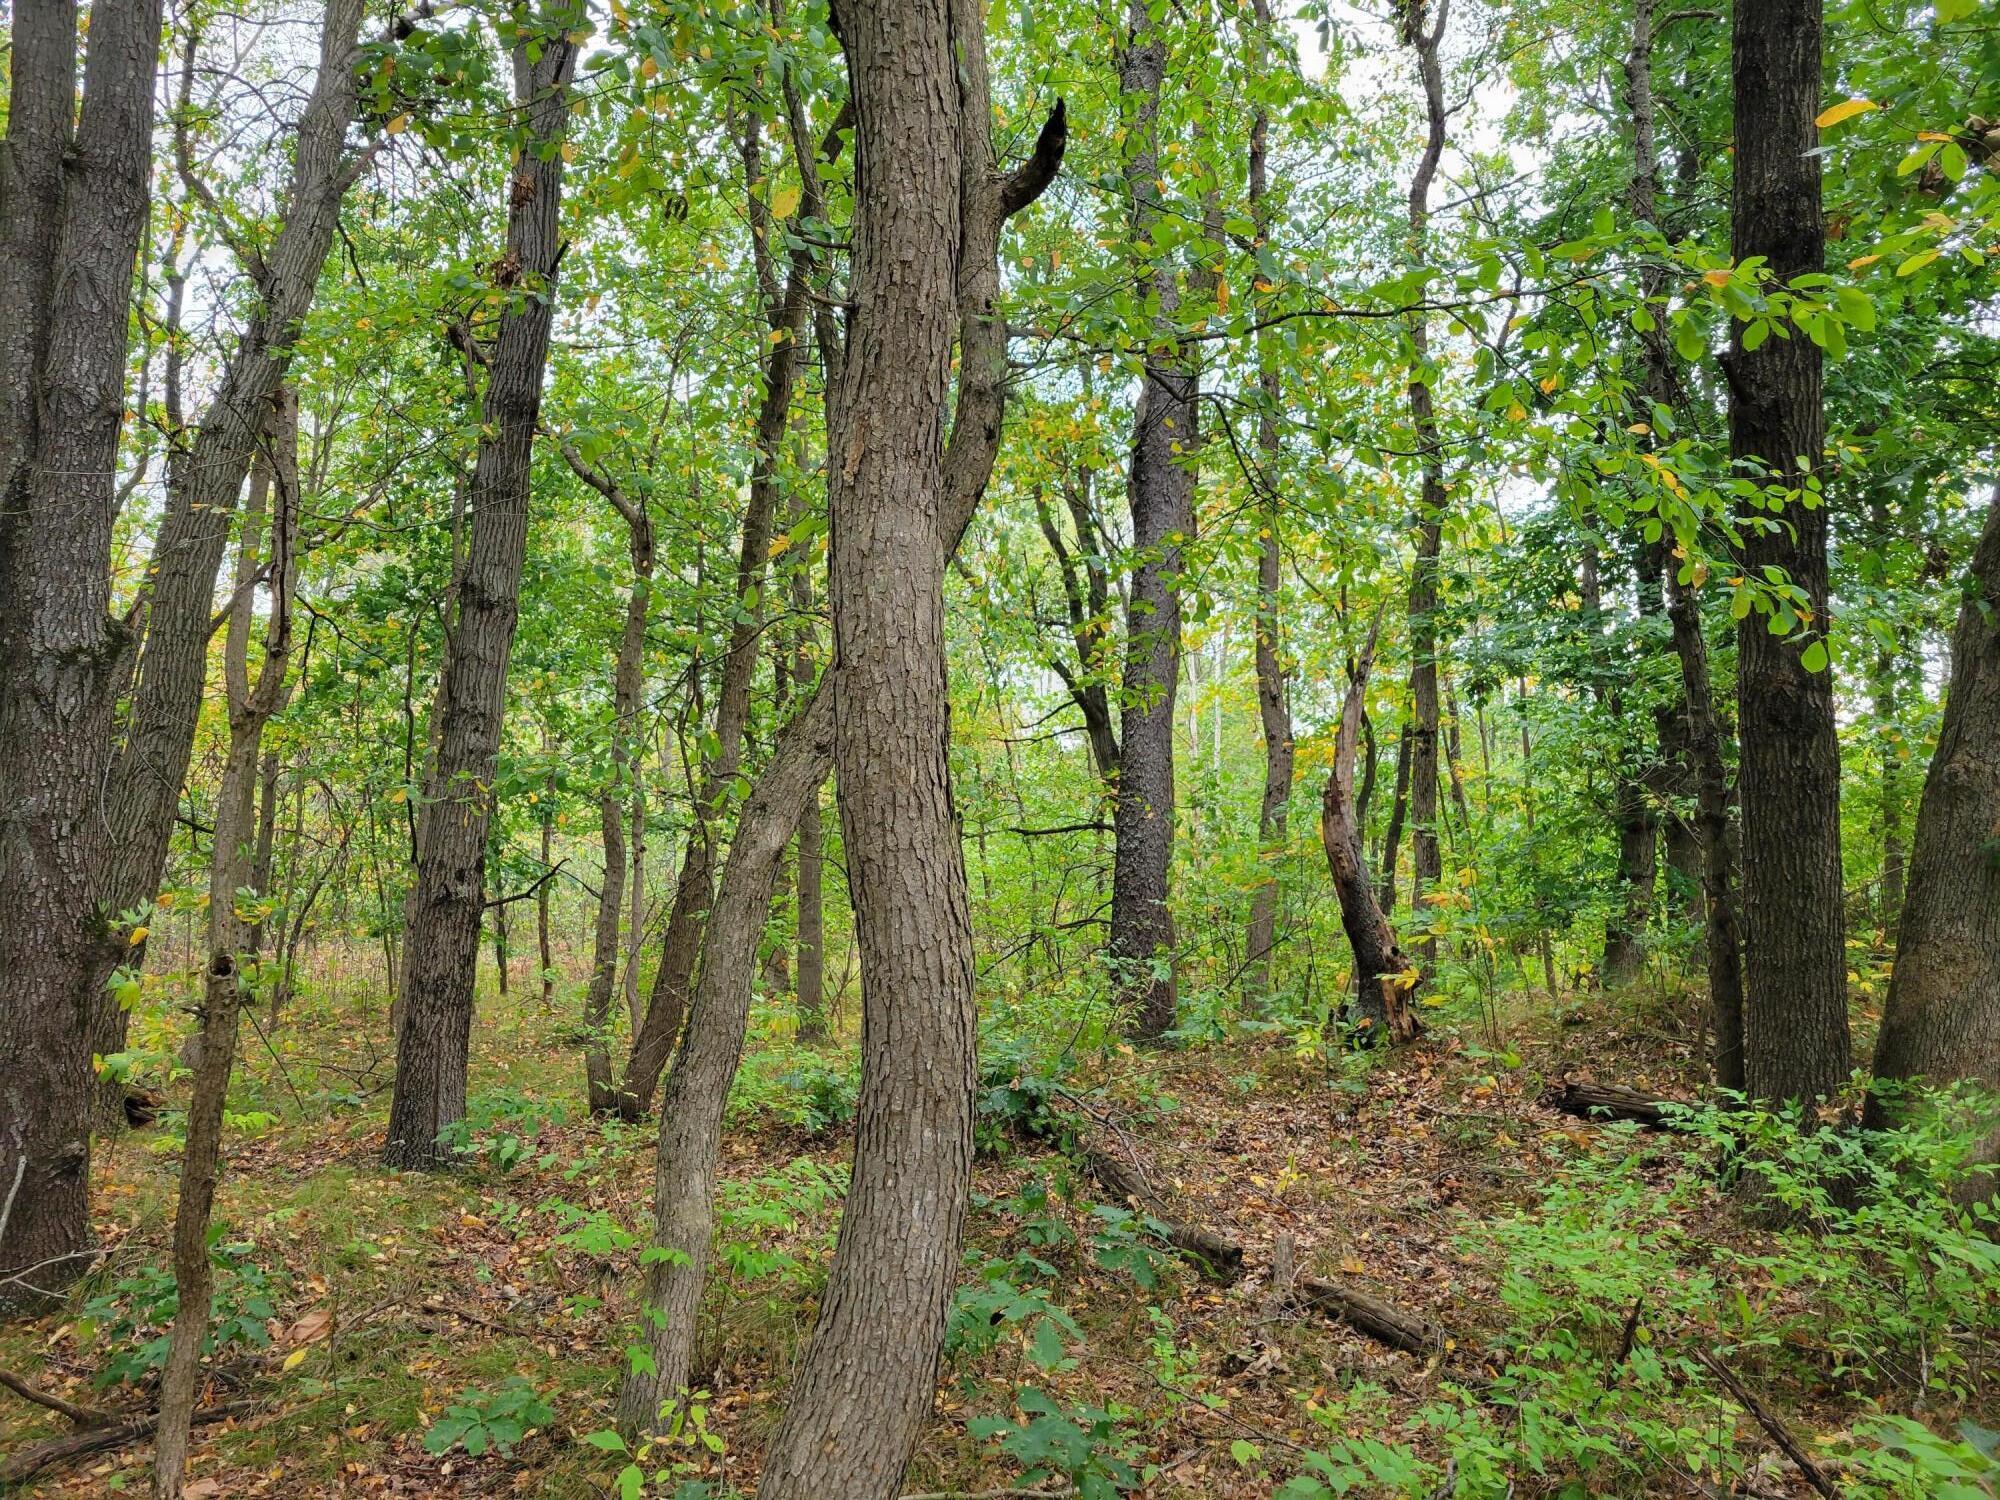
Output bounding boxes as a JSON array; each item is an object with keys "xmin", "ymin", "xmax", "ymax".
[
  {"xmin": 900, "ymin": 1489, "xmax": 1077, "ymax": 1500},
  {"xmin": 1691, "ymin": 1346, "xmax": 1838, "ymax": 1499},
  {"xmin": 0, "ymin": 1366, "xmax": 115, "ymax": 1426},
  {"xmin": 1606, "ymin": 1295, "xmax": 1644, "ymax": 1386}
]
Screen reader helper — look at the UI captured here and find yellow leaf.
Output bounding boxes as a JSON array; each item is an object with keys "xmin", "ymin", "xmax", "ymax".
[
  {"xmin": 1917, "ymin": 130, "xmax": 1955, "ymax": 142},
  {"xmin": 767, "ymin": 534, "xmax": 792, "ymax": 558},
  {"xmin": 639, "ymin": 55, "xmax": 659, "ymax": 79},
  {"xmin": 561, "ymin": 141, "xmax": 577, "ymax": 163},
  {"xmin": 128, "ymin": 926, "xmax": 149, "ymax": 945},
  {"xmin": 283, "ymin": 1348, "xmax": 309, "ymax": 1372},
  {"xmin": 1702, "ymin": 269, "xmax": 1732, "ymax": 289},
  {"xmin": 386, "ymin": 114, "xmax": 410, "ymax": 136},
  {"xmin": 1339, "ymin": 1257, "xmax": 1367, "ymax": 1275},
  {"xmin": 1813, "ymin": 98, "xmax": 1877, "ymax": 129},
  {"xmin": 770, "ymin": 182, "xmax": 802, "ymax": 219},
  {"xmin": 1848, "ymin": 253, "xmax": 1882, "ymax": 269}
]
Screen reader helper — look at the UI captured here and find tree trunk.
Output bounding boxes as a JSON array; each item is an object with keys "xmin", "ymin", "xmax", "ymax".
[
  {"xmin": 1321, "ymin": 614, "xmax": 1418, "ymax": 1041},
  {"xmin": 617, "ymin": 692, "xmax": 836, "ymax": 1435},
  {"xmin": 754, "ymin": 42, "xmax": 1063, "ymax": 1500},
  {"xmin": 382, "ymin": 25, "xmax": 578, "ymax": 1169},
  {"xmin": 792, "ymin": 546, "xmax": 829, "ymax": 1045},
  {"xmin": 1400, "ymin": 0, "xmax": 1449, "ymax": 968},
  {"xmin": 538, "ymin": 796, "xmax": 555, "ymax": 1011},
  {"xmin": 1728, "ymin": 0, "xmax": 1850, "ymax": 1105},
  {"xmin": 1241, "ymin": 0, "xmax": 1293, "ymax": 1006},
  {"xmin": 1378, "ymin": 723, "xmax": 1411, "ymax": 914},
  {"xmin": 86, "ymin": 0, "xmax": 371, "ymax": 1133},
  {"xmin": 0, "ymin": 0, "xmax": 167, "ymax": 1314},
  {"xmin": 1108, "ymin": 0, "xmax": 1197, "ymax": 1043},
  {"xmin": 561, "ymin": 443, "xmax": 655, "ymax": 1113},
  {"xmin": 154, "ymin": 389, "xmax": 300, "ymax": 1500},
  {"xmin": 1866, "ymin": 485, "xmax": 2000, "ymax": 1176}
]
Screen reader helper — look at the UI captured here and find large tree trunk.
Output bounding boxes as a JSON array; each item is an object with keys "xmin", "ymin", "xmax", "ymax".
[
  {"xmin": 86, "ymin": 0, "xmax": 371, "ymax": 1132},
  {"xmin": 153, "ymin": 390, "xmax": 301, "ymax": 1500},
  {"xmin": 1866, "ymin": 486, "xmax": 2000, "ymax": 1174},
  {"xmin": 1108, "ymin": 0, "xmax": 1196, "ymax": 1043},
  {"xmin": 1728, "ymin": 0, "xmax": 1850, "ymax": 1105},
  {"xmin": 382, "ymin": 25, "xmax": 578, "ymax": 1169},
  {"xmin": 0, "ymin": 0, "xmax": 167, "ymax": 1315},
  {"xmin": 792, "ymin": 546, "xmax": 829, "ymax": 1045},
  {"xmin": 561, "ymin": 444, "xmax": 655, "ymax": 1113},
  {"xmin": 1400, "ymin": 0, "xmax": 1449, "ymax": 967},
  {"xmin": 1241, "ymin": 0, "xmax": 1293, "ymax": 1006},
  {"xmin": 755, "ymin": 44, "xmax": 1063, "ymax": 1500},
  {"xmin": 1321, "ymin": 614, "xmax": 1418, "ymax": 1041}
]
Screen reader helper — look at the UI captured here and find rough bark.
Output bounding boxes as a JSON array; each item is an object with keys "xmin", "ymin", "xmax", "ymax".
[
  {"xmin": 1866, "ymin": 486, "xmax": 2000, "ymax": 1174},
  {"xmin": 561, "ymin": 442, "xmax": 655, "ymax": 1112},
  {"xmin": 1400, "ymin": 0, "xmax": 1449, "ymax": 967},
  {"xmin": 87, "ymin": 0, "xmax": 371, "ymax": 1130},
  {"xmin": 1109, "ymin": 0, "xmax": 1197, "ymax": 1042},
  {"xmin": 382, "ymin": 25, "xmax": 578, "ymax": 1168},
  {"xmin": 1728, "ymin": 0, "xmax": 1850, "ymax": 1105},
  {"xmin": 0, "ymin": 0, "xmax": 167, "ymax": 1314},
  {"xmin": 792, "ymin": 550, "xmax": 829, "ymax": 1045},
  {"xmin": 754, "ymin": 49, "xmax": 1063, "ymax": 1500},
  {"xmin": 1242, "ymin": 0, "xmax": 1293, "ymax": 1005},
  {"xmin": 1322, "ymin": 613, "xmax": 1418, "ymax": 1041},
  {"xmin": 153, "ymin": 392, "xmax": 301, "ymax": 1500}
]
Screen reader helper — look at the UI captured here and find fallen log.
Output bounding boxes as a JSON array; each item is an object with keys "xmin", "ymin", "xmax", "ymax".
[
  {"xmin": 1082, "ymin": 1144, "xmax": 1246, "ymax": 1284},
  {"xmin": 0, "ymin": 1399, "xmax": 257, "ymax": 1486},
  {"xmin": 124, "ymin": 1083, "xmax": 166, "ymax": 1128},
  {"xmin": 1296, "ymin": 1276, "xmax": 1443, "ymax": 1356},
  {"xmin": 1543, "ymin": 1080, "xmax": 1691, "ymax": 1131}
]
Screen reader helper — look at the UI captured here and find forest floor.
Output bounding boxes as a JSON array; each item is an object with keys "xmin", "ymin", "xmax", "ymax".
[{"xmin": 0, "ymin": 970, "xmax": 1977, "ymax": 1498}]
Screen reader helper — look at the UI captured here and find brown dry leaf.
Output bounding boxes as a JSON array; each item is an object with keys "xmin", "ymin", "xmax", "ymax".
[{"xmin": 287, "ymin": 1306, "xmax": 334, "ymax": 1344}]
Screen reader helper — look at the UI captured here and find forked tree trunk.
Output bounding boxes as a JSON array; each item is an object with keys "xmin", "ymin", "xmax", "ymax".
[
  {"xmin": 1241, "ymin": 0, "xmax": 1293, "ymax": 1007},
  {"xmin": 87, "ymin": 0, "xmax": 371, "ymax": 1132},
  {"xmin": 0, "ymin": 0, "xmax": 168, "ymax": 1314},
  {"xmin": 1321, "ymin": 613, "xmax": 1418, "ymax": 1041},
  {"xmin": 1108, "ymin": 0, "xmax": 1196, "ymax": 1043},
  {"xmin": 1400, "ymin": 0, "xmax": 1449, "ymax": 967},
  {"xmin": 382, "ymin": 24, "xmax": 578, "ymax": 1168},
  {"xmin": 154, "ymin": 391, "xmax": 301, "ymax": 1500},
  {"xmin": 1728, "ymin": 0, "xmax": 1850, "ymax": 1105},
  {"xmin": 1866, "ymin": 485, "xmax": 2000, "ymax": 1176},
  {"xmin": 754, "ymin": 51, "xmax": 1064, "ymax": 1500}
]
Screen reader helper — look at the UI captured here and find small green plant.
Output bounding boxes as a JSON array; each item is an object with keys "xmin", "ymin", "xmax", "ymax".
[
  {"xmin": 583, "ymin": 1390, "xmax": 726, "ymax": 1499},
  {"xmin": 968, "ymin": 1387, "xmax": 1147, "ymax": 1499},
  {"xmin": 76, "ymin": 1240, "xmax": 283, "ymax": 1388},
  {"xmin": 422, "ymin": 1376, "xmax": 554, "ymax": 1458},
  {"xmin": 435, "ymin": 1087, "xmax": 569, "ymax": 1172}
]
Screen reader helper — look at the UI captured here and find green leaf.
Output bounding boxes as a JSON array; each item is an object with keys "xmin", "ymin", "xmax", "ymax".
[{"xmin": 1801, "ymin": 639, "xmax": 1829, "ymax": 673}]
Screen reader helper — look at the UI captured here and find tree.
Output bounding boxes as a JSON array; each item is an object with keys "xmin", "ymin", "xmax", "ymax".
[
  {"xmin": 1107, "ymin": 0, "xmax": 1197, "ymax": 1042},
  {"xmin": 1241, "ymin": 0, "xmax": 1294, "ymax": 1005},
  {"xmin": 382, "ymin": 12, "xmax": 581, "ymax": 1168},
  {"xmin": 1866, "ymin": 483, "xmax": 2000, "ymax": 1174},
  {"xmin": 153, "ymin": 390, "xmax": 302, "ymax": 1500},
  {"xmin": 89, "ymin": 0, "xmax": 373, "ymax": 1131},
  {"xmin": 1399, "ymin": 0, "xmax": 1449, "ymax": 967},
  {"xmin": 0, "ymin": 0, "xmax": 170, "ymax": 1313},
  {"xmin": 754, "ymin": 12, "xmax": 1064, "ymax": 1491},
  {"xmin": 1728, "ymin": 0, "xmax": 1850, "ymax": 1105}
]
